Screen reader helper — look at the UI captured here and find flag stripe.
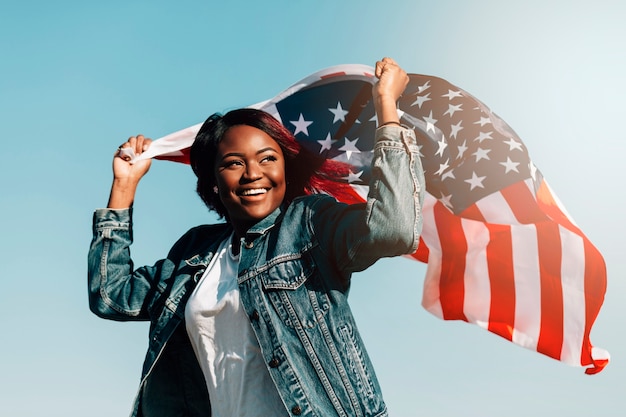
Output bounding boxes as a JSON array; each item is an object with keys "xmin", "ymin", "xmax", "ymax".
[
  {"xmin": 559, "ymin": 226, "xmax": 586, "ymax": 365},
  {"xmin": 511, "ymin": 225, "xmax": 542, "ymax": 350},
  {"xmin": 461, "ymin": 218, "xmax": 491, "ymax": 328},
  {"xmin": 434, "ymin": 202, "xmax": 467, "ymax": 321},
  {"xmin": 474, "ymin": 189, "xmax": 517, "ymax": 224},
  {"xmin": 501, "ymin": 180, "xmax": 546, "ymax": 224},
  {"xmin": 485, "ymin": 224, "xmax": 516, "ymax": 341},
  {"xmin": 536, "ymin": 180, "xmax": 577, "ymax": 229},
  {"xmin": 583, "ymin": 237, "xmax": 609, "ymax": 373},
  {"xmin": 421, "ymin": 195, "xmax": 443, "ymax": 318},
  {"xmin": 536, "ymin": 221, "xmax": 565, "ymax": 360}
]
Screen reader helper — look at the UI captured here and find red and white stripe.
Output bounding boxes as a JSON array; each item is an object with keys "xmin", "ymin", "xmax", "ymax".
[{"xmin": 418, "ymin": 179, "xmax": 608, "ymax": 374}]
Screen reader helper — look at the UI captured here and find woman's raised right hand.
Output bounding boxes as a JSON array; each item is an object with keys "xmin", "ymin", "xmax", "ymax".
[
  {"xmin": 113, "ymin": 134, "xmax": 153, "ymax": 182},
  {"xmin": 107, "ymin": 134, "xmax": 152, "ymax": 208}
]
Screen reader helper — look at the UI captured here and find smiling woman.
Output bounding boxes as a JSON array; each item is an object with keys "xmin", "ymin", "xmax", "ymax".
[{"xmin": 87, "ymin": 57, "xmax": 425, "ymax": 417}]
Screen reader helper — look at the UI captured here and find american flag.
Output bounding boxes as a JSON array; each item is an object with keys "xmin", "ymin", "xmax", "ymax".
[{"xmin": 135, "ymin": 64, "xmax": 609, "ymax": 374}]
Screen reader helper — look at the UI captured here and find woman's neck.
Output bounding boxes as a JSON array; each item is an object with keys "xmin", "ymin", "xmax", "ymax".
[{"xmin": 230, "ymin": 232, "xmax": 241, "ymax": 256}]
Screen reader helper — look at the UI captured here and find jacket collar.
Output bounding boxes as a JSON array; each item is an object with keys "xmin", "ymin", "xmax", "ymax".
[
  {"xmin": 185, "ymin": 224, "xmax": 232, "ymax": 266},
  {"xmin": 244, "ymin": 203, "xmax": 286, "ymax": 240}
]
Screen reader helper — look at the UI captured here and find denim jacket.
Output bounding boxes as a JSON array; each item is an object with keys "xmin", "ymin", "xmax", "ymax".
[{"xmin": 88, "ymin": 125, "xmax": 424, "ymax": 417}]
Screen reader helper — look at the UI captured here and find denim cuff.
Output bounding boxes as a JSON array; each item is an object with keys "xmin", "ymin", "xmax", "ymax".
[
  {"xmin": 374, "ymin": 124, "xmax": 418, "ymax": 148},
  {"xmin": 93, "ymin": 207, "xmax": 133, "ymax": 228}
]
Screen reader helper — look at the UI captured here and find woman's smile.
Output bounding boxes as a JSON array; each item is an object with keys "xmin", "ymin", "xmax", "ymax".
[{"xmin": 238, "ymin": 187, "xmax": 269, "ymax": 196}]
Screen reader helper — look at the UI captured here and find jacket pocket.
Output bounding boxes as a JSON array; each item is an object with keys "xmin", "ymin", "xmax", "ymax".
[{"xmin": 260, "ymin": 255, "xmax": 330, "ymax": 329}]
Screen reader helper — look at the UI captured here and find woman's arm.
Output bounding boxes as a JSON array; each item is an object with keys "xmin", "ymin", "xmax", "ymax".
[
  {"xmin": 312, "ymin": 58, "xmax": 425, "ymax": 273},
  {"xmin": 88, "ymin": 135, "xmax": 159, "ymax": 320}
]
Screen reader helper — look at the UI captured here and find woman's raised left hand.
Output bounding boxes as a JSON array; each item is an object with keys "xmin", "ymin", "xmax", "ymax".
[{"xmin": 372, "ymin": 57, "xmax": 409, "ymax": 125}]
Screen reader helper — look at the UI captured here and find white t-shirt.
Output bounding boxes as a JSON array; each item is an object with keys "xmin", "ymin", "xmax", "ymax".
[{"xmin": 184, "ymin": 235, "xmax": 287, "ymax": 417}]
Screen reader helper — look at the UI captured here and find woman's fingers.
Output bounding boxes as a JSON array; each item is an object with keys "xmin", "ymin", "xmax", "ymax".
[
  {"xmin": 375, "ymin": 57, "xmax": 399, "ymax": 78},
  {"xmin": 117, "ymin": 135, "xmax": 152, "ymax": 161},
  {"xmin": 375, "ymin": 58, "xmax": 408, "ymax": 100},
  {"xmin": 117, "ymin": 146, "xmax": 135, "ymax": 161}
]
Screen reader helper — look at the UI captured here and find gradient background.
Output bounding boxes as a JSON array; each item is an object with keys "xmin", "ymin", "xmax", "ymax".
[{"xmin": 1, "ymin": 1, "xmax": 624, "ymax": 416}]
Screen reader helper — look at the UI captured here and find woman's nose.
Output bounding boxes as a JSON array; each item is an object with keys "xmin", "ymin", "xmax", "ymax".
[{"xmin": 243, "ymin": 162, "xmax": 262, "ymax": 181}]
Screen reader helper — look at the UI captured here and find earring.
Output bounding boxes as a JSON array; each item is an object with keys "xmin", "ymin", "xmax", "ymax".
[{"xmin": 213, "ymin": 186, "xmax": 219, "ymax": 194}]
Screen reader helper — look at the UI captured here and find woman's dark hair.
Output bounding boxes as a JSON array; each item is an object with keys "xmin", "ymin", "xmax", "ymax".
[{"xmin": 190, "ymin": 108, "xmax": 358, "ymax": 219}]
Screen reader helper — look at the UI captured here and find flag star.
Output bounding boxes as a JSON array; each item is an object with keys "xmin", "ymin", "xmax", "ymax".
[
  {"xmin": 442, "ymin": 89, "xmax": 463, "ymax": 100},
  {"xmin": 500, "ymin": 157, "xmax": 520, "ymax": 173},
  {"xmin": 456, "ymin": 141, "xmax": 468, "ymax": 159},
  {"xmin": 435, "ymin": 135, "xmax": 448, "ymax": 157},
  {"xmin": 473, "ymin": 147, "xmax": 491, "ymax": 162},
  {"xmin": 440, "ymin": 193, "xmax": 453, "ymax": 208},
  {"xmin": 423, "ymin": 111, "xmax": 438, "ymax": 134},
  {"xmin": 328, "ymin": 102, "xmax": 349, "ymax": 123},
  {"xmin": 417, "ymin": 80, "xmax": 431, "ymax": 93},
  {"xmin": 474, "ymin": 131, "xmax": 493, "ymax": 142},
  {"xmin": 444, "ymin": 103, "xmax": 463, "ymax": 117},
  {"xmin": 465, "ymin": 171, "xmax": 486, "ymax": 190},
  {"xmin": 290, "ymin": 113, "xmax": 313, "ymax": 136},
  {"xmin": 338, "ymin": 137, "xmax": 361, "ymax": 160},
  {"xmin": 442, "ymin": 169, "xmax": 456, "ymax": 181},
  {"xmin": 411, "ymin": 92, "xmax": 431, "ymax": 108},
  {"xmin": 450, "ymin": 121, "xmax": 463, "ymax": 138},
  {"xmin": 504, "ymin": 137, "xmax": 524, "ymax": 151},
  {"xmin": 475, "ymin": 116, "xmax": 492, "ymax": 126},
  {"xmin": 317, "ymin": 133, "xmax": 337, "ymax": 153},
  {"xmin": 343, "ymin": 170, "xmax": 364, "ymax": 183},
  {"xmin": 435, "ymin": 159, "xmax": 450, "ymax": 176}
]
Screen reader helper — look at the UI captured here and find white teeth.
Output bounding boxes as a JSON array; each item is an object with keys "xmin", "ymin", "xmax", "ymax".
[{"xmin": 241, "ymin": 188, "xmax": 268, "ymax": 196}]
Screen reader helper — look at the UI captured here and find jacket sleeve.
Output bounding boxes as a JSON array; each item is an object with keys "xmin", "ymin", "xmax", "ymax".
[
  {"xmin": 311, "ymin": 124, "xmax": 425, "ymax": 273},
  {"xmin": 87, "ymin": 208, "xmax": 164, "ymax": 321}
]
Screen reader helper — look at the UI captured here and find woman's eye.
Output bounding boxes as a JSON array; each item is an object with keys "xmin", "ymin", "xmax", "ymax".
[
  {"xmin": 261, "ymin": 155, "xmax": 277, "ymax": 163},
  {"xmin": 223, "ymin": 160, "xmax": 243, "ymax": 168}
]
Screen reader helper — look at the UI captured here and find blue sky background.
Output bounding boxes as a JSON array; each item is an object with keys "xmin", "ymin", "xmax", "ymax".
[{"xmin": 1, "ymin": 1, "xmax": 625, "ymax": 416}]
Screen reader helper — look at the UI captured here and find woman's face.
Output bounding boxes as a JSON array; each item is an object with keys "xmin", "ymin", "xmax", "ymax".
[{"xmin": 214, "ymin": 124, "xmax": 286, "ymax": 234}]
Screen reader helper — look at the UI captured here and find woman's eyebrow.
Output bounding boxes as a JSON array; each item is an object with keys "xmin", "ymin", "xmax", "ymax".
[
  {"xmin": 219, "ymin": 147, "xmax": 279, "ymax": 160},
  {"xmin": 255, "ymin": 147, "xmax": 280, "ymax": 155}
]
